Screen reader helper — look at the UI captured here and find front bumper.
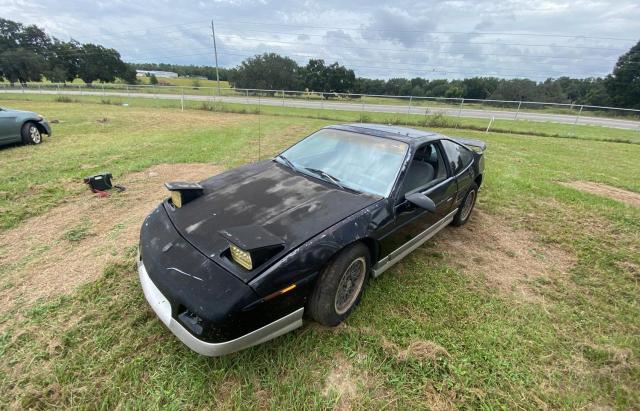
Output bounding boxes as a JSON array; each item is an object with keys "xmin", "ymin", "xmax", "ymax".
[
  {"xmin": 138, "ymin": 260, "xmax": 304, "ymax": 356},
  {"xmin": 38, "ymin": 119, "xmax": 52, "ymax": 136}
]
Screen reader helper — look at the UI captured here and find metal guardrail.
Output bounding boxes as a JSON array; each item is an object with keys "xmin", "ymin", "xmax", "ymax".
[{"xmin": 1, "ymin": 82, "xmax": 639, "ymax": 129}]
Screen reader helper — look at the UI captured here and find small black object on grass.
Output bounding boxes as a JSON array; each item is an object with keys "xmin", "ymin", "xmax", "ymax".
[{"xmin": 84, "ymin": 173, "xmax": 125, "ymax": 195}]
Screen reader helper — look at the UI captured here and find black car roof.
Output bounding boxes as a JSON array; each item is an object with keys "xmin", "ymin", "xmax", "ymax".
[{"xmin": 326, "ymin": 123, "xmax": 443, "ymax": 145}]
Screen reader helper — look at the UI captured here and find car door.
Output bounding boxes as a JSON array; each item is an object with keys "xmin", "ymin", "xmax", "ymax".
[
  {"xmin": 0, "ymin": 109, "xmax": 18, "ymax": 143},
  {"xmin": 378, "ymin": 141, "xmax": 457, "ymax": 258},
  {"xmin": 440, "ymin": 139, "xmax": 476, "ymax": 207}
]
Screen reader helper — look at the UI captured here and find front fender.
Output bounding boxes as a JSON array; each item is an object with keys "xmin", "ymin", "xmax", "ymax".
[
  {"xmin": 248, "ymin": 199, "xmax": 386, "ymax": 298},
  {"xmin": 19, "ymin": 114, "xmax": 52, "ymax": 136}
]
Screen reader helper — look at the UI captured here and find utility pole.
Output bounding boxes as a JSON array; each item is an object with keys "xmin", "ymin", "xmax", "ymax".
[{"xmin": 211, "ymin": 20, "xmax": 221, "ymax": 96}]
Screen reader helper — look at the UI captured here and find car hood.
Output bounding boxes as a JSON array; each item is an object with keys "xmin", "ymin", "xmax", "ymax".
[
  {"xmin": 164, "ymin": 160, "xmax": 380, "ymax": 282},
  {"xmin": 0, "ymin": 108, "xmax": 36, "ymax": 116}
]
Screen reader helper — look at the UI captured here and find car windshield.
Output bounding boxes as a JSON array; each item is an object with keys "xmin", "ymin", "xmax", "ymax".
[{"xmin": 277, "ymin": 128, "xmax": 409, "ymax": 197}]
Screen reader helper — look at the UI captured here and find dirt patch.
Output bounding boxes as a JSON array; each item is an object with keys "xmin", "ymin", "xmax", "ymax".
[
  {"xmin": 431, "ymin": 210, "xmax": 575, "ymax": 300},
  {"xmin": 323, "ymin": 354, "xmax": 359, "ymax": 410},
  {"xmin": 0, "ymin": 163, "xmax": 223, "ymax": 310},
  {"xmin": 560, "ymin": 181, "xmax": 640, "ymax": 208}
]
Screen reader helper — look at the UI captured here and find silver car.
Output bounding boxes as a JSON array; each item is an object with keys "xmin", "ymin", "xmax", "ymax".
[{"xmin": 0, "ymin": 107, "xmax": 52, "ymax": 147}]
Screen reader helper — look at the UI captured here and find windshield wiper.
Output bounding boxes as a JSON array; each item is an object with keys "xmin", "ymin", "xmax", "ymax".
[
  {"xmin": 304, "ymin": 167, "xmax": 346, "ymax": 190},
  {"xmin": 275, "ymin": 154, "xmax": 297, "ymax": 171}
]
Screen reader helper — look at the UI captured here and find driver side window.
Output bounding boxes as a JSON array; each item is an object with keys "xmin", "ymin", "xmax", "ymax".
[{"xmin": 401, "ymin": 143, "xmax": 447, "ymax": 196}]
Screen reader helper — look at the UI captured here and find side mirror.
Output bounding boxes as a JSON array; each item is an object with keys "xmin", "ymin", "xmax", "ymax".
[{"xmin": 405, "ymin": 192, "xmax": 437, "ymax": 213}]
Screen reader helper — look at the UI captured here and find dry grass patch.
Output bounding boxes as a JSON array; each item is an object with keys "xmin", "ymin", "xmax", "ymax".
[
  {"xmin": 560, "ymin": 181, "xmax": 640, "ymax": 208},
  {"xmin": 323, "ymin": 354, "xmax": 359, "ymax": 410},
  {"xmin": 0, "ymin": 163, "xmax": 223, "ymax": 311},
  {"xmin": 397, "ymin": 340, "xmax": 451, "ymax": 362},
  {"xmin": 432, "ymin": 210, "xmax": 576, "ymax": 300}
]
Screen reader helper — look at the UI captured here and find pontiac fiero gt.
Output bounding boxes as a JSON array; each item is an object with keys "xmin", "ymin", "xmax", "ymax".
[{"xmin": 138, "ymin": 124, "xmax": 485, "ymax": 356}]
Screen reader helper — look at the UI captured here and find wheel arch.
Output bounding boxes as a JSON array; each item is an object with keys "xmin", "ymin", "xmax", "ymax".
[
  {"xmin": 474, "ymin": 173, "xmax": 483, "ymax": 188},
  {"xmin": 352, "ymin": 237, "xmax": 380, "ymax": 266},
  {"xmin": 23, "ymin": 120, "xmax": 48, "ymax": 136}
]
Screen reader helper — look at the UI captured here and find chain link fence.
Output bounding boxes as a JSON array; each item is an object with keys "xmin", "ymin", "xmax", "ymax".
[{"xmin": 1, "ymin": 82, "xmax": 639, "ymax": 131}]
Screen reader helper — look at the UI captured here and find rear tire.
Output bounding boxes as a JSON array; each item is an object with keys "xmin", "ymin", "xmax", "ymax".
[
  {"xmin": 308, "ymin": 243, "xmax": 370, "ymax": 326},
  {"xmin": 21, "ymin": 122, "xmax": 42, "ymax": 145},
  {"xmin": 452, "ymin": 182, "xmax": 478, "ymax": 226}
]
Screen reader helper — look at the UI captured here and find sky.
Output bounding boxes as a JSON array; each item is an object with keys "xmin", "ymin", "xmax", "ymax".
[{"xmin": 2, "ymin": 0, "xmax": 640, "ymax": 80}]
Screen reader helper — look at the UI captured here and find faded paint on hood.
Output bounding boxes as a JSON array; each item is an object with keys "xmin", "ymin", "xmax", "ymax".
[{"xmin": 164, "ymin": 160, "xmax": 380, "ymax": 282}]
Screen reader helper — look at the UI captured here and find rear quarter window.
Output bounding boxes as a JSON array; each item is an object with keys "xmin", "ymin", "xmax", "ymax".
[{"xmin": 441, "ymin": 140, "xmax": 474, "ymax": 175}]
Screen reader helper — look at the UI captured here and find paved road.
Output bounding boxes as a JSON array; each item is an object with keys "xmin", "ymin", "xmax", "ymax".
[{"xmin": 4, "ymin": 89, "xmax": 640, "ymax": 130}]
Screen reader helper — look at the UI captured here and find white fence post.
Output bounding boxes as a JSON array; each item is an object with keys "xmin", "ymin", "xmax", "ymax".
[
  {"xmin": 486, "ymin": 116, "xmax": 495, "ymax": 133},
  {"xmin": 515, "ymin": 101, "xmax": 522, "ymax": 120},
  {"xmin": 458, "ymin": 98, "xmax": 464, "ymax": 117},
  {"xmin": 406, "ymin": 95, "xmax": 413, "ymax": 125},
  {"xmin": 574, "ymin": 105, "xmax": 584, "ymax": 124}
]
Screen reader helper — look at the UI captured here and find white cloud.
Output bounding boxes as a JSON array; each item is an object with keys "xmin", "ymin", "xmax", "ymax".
[{"xmin": 2, "ymin": 0, "xmax": 639, "ymax": 80}]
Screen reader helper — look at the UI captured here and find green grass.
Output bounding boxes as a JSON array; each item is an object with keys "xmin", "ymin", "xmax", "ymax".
[
  {"xmin": 3, "ymin": 92, "xmax": 640, "ymax": 144},
  {"xmin": 62, "ymin": 218, "xmax": 92, "ymax": 243},
  {"xmin": 0, "ymin": 99, "xmax": 638, "ymax": 409}
]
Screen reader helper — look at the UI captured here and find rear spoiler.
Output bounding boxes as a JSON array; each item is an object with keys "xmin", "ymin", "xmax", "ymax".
[{"xmin": 450, "ymin": 136, "xmax": 487, "ymax": 153}]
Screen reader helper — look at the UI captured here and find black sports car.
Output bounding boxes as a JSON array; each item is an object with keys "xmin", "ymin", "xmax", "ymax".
[{"xmin": 138, "ymin": 124, "xmax": 485, "ymax": 356}]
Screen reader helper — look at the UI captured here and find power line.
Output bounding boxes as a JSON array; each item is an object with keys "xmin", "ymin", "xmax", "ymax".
[
  {"xmin": 110, "ymin": 37, "xmax": 637, "ymax": 66},
  {"xmin": 71, "ymin": 18, "xmax": 635, "ymax": 43},
  {"xmin": 83, "ymin": 22, "xmax": 629, "ymax": 53},
  {"xmin": 215, "ymin": 26, "xmax": 629, "ymax": 51},
  {"xmin": 213, "ymin": 19, "xmax": 637, "ymax": 42},
  {"xmin": 216, "ymin": 34, "xmax": 638, "ymax": 65}
]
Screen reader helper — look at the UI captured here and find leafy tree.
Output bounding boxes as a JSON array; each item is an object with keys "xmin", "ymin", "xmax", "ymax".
[
  {"xmin": 0, "ymin": 48, "xmax": 45, "ymax": 84},
  {"xmin": 384, "ymin": 78, "xmax": 410, "ymax": 95},
  {"xmin": 46, "ymin": 65, "xmax": 68, "ymax": 83},
  {"xmin": 48, "ymin": 40, "xmax": 81, "ymax": 82},
  {"xmin": 229, "ymin": 53, "xmax": 300, "ymax": 91},
  {"xmin": 426, "ymin": 80, "xmax": 450, "ymax": 97},
  {"xmin": 462, "ymin": 77, "xmax": 498, "ymax": 99},
  {"xmin": 0, "ymin": 18, "xmax": 50, "ymax": 83},
  {"xmin": 149, "ymin": 74, "xmax": 158, "ymax": 85},
  {"xmin": 606, "ymin": 40, "xmax": 640, "ymax": 109},
  {"xmin": 117, "ymin": 64, "xmax": 137, "ymax": 84},
  {"xmin": 490, "ymin": 79, "xmax": 541, "ymax": 102},
  {"xmin": 584, "ymin": 80, "xmax": 611, "ymax": 107},
  {"xmin": 302, "ymin": 59, "xmax": 326, "ymax": 92},
  {"xmin": 77, "ymin": 44, "xmax": 133, "ymax": 84},
  {"xmin": 301, "ymin": 60, "xmax": 355, "ymax": 95}
]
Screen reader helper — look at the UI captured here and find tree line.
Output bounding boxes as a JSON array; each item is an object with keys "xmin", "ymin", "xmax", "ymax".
[
  {"xmin": 224, "ymin": 44, "xmax": 638, "ymax": 109},
  {"xmin": 0, "ymin": 18, "xmax": 135, "ymax": 85},
  {"xmin": 1, "ymin": 17, "xmax": 637, "ymax": 108}
]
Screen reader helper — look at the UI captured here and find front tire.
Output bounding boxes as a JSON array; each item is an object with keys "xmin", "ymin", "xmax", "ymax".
[
  {"xmin": 452, "ymin": 182, "xmax": 478, "ymax": 226},
  {"xmin": 21, "ymin": 122, "xmax": 42, "ymax": 145},
  {"xmin": 308, "ymin": 243, "xmax": 370, "ymax": 326}
]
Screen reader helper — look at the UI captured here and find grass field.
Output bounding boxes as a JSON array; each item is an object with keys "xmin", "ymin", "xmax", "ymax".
[
  {"xmin": 2, "ymin": 92, "xmax": 640, "ymax": 145},
  {"xmin": 4, "ymin": 81, "xmax": 640, "ymax": 121},
  {"xmin": 0, "ymin": 99, "xmax": 638, "ymax": 409}
]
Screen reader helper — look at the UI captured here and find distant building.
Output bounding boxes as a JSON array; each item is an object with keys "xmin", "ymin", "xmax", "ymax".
[{"xmin": 135, "ymin": 70, "xmax": 178, "ymax": 78}]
